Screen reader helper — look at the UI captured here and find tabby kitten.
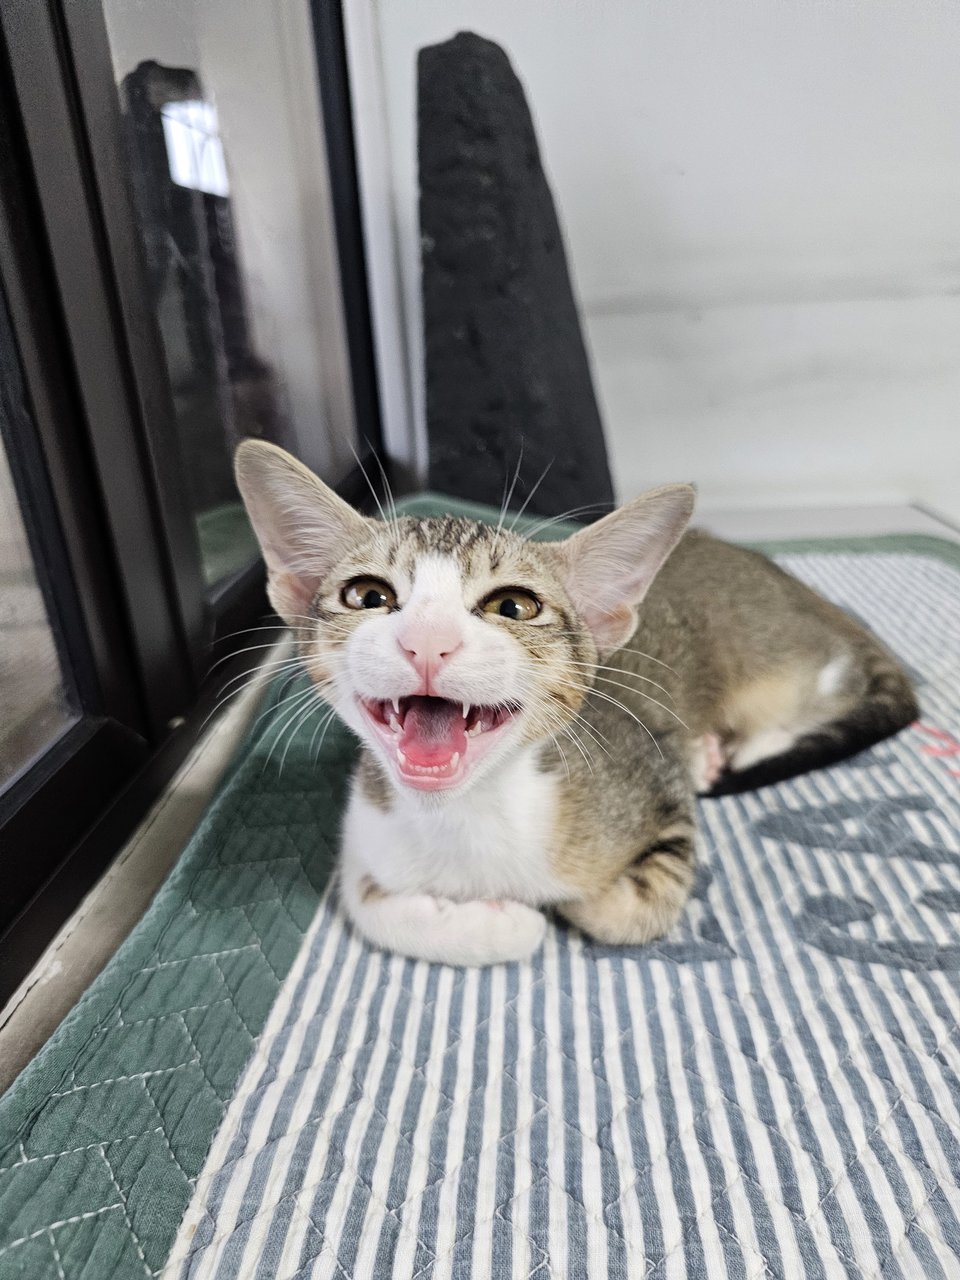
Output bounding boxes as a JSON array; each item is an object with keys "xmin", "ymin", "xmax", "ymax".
[{"xmin": 236, "ymin": 441, "xmax": 917, "ymax": 966}]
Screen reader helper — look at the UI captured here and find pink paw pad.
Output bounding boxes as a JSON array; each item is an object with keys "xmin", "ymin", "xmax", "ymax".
[
  {"xmin": 693, "ymin": 732, "xmax": 727, "ymax": 791},
  {"xmin": 704, "ymin": 733, "xmax": 725, "ymax": 783}
]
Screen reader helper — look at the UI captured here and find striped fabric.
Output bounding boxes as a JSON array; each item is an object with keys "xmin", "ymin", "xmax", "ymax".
[{"xmin": 165, "ymin": 553, "xmax": 960, "ymax": 1280}]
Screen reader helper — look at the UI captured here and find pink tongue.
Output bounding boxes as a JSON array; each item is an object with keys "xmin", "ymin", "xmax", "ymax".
[{"xmin": 399, "ymin": 698, "xmax": 468, "ymax": 767}]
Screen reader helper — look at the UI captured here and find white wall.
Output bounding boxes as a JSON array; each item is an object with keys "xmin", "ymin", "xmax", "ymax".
[{"xmin": 363, "ymin": 0, "xmax": 960, "ymax": 520}]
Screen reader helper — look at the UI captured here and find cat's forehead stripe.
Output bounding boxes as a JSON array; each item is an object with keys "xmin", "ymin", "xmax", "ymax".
[
  {"xmin": 380, "ymin": 515, "xmax": 515, "ymax": 576},
  {"xmin": 409, "ymin": 516, "xmax": 499, "ymax": 555}
]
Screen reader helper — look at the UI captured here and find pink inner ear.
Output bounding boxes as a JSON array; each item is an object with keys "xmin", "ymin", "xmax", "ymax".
[
  {"xmin": 581, "ymin": 601, "xmax": 637, "ymax": 655},
  {"xmin": 553, "ymin": 483, "xmax": 694, "ymax": 654},
  {"xmin": 269, "ymin": 570, "xmax": 321, "ymax": 623}
]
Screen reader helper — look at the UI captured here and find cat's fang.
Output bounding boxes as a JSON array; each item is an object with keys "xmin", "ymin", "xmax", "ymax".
[{"xmin": 356, "ymin": 694, "xmax": 521, "ymax": 790}]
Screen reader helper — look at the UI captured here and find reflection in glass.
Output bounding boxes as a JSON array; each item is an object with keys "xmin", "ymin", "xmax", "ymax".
[
  {"xmin": 0, "ymin": 438, "xmax": 72, "ymax": 786},
  {"xmin": 101, "ymin": 3, "xmax": 357, "ymax": 587}
]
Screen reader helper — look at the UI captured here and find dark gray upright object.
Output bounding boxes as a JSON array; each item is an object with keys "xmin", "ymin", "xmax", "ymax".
[{"xmin": 418, "ymin": 31, "xmax": 615, "ymax": 520}]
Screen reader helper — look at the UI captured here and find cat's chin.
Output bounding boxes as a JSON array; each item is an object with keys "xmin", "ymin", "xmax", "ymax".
[{"xmin": 356, "ymin": 694, "xmax": 519, "ymax": 793}]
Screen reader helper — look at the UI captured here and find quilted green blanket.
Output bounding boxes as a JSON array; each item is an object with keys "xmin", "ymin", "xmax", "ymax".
[{"xmin": 1, "ymin": 513, "xmax": 958, "ymax": 1280}]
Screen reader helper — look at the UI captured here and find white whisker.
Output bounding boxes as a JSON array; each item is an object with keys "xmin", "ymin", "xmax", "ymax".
[
  {"xmin": 309, "ymin": 706, "xmax": 341, "ymax": 761},
  {"xmin": 278, "ymin": 692, "xmax": 329, "ymax": 776},
  {"xmin": 349, "ymin": 442, "xmax": 390, "ymax": 526},
  {"xmin": 565, "ymin": 658, "xmax": 675, "ymax": 700},
  {"xmin": 262, "ymin": 687, "xmax": 327, "ymax": 775},
  {"xmin": 365, "ymin": 438, "xmax": 400, "ymax": 533},
  {"xmin": 311, "ymin": 707, "xmax": 344, "ymax": 762},
  {"xmin": 563, "ymin": 668, "xmax": 688, "ymax": 730},
  {"xmin": 546, "ymin": 732, "xmax": 571, "ymax": 781},
  {"xmin": 495, "ymin": 440, "xmax": 525, "ymax": 539},
  {"xmin": 556, "ymin": 677, "xmax": 666, "ymax": 761},
  {"xmin": 522, "ymin": 502, "xmax": 614, "ymax": 539},
  {"xmin": 507, "ymin": 457, "xmax": 554, "ymax": 532}
]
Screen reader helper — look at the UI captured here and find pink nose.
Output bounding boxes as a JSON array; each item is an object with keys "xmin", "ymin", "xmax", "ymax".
[{"xmin": 397, "ymin": 619, "xmax": 463, "ymax": 681}]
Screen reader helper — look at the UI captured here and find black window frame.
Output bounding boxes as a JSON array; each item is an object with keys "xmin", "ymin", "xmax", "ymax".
[{"xmin": 0, "ymin": 0, "xmax": 388, "ymax": 1001}]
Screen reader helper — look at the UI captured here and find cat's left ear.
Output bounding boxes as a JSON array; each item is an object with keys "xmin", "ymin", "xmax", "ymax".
[
  {"xmin": 235, "ymin": 440, "xmax": 371, "ymax": 622},
  {"xmin": 547, "ymin": 484, "xmax": 695, "ymax": 655}
]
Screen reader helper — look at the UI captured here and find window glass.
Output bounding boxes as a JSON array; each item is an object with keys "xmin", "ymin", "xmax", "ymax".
[
  {"xmin": 0, "ymin": 438, "xmax": 73, "ymax": 786},
  {"xmin": 101, "ymin": 1, "xmax": 359, "ymax": 588}
]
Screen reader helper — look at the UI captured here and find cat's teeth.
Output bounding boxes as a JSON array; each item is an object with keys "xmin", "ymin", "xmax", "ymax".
[
  {"xmin": 466, "ymin": 722, "xmax": 481, "ymax": 737},
  {"xmin": 397, "ymin": 748, "xmax": 408, "ymax": 768},
  {"xmin": 450, "ymin": 752, "xmax": 460, "ymax": 769},
  {"xmin": 388, "ymin": 713, "xmax": 401, "ymax": 732},
  {"xmin": 392, "ymin": 697, "xmax": 401, "ymax": 717},
  {"xmin": 461, "ymin": 702, "xmax": 470, "ymax": 720}
]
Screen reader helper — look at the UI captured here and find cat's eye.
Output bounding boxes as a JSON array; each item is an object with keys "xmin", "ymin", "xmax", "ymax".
[
  {"xmin": 342, "ymin": 578, "xmax": 397, "ymax": 611},
  {"xmin": 482, "ymin": 588, "xmax": 542, "ymax": 621}
]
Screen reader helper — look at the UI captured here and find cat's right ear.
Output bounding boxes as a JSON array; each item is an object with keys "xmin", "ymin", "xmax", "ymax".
[
  {"xmin": 546, "ymin": 482, "xmax": 695, "ymax": 656},
  {"xmin": 234, "ymin": 440, "xmax": 370, "ymax": 623}
]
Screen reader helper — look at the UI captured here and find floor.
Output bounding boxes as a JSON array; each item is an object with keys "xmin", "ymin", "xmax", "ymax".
[
  {"xmin": 695, "ymin": 500, "xmax": 959, "ymax": 544},
  {"xmin": 0, "ymin": 502, "xmax": 957, "ymax": 1094}
]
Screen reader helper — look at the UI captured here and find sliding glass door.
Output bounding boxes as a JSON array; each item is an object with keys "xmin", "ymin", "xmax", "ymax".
[{"xmin": 0, "ymin": 0, "xmax": 385, "ymax": 999}]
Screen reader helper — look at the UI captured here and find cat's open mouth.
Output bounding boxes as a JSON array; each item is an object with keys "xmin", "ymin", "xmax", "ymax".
[{"xmin": 358, "ymin": 695, "xmax": 519, "ymax": 790}]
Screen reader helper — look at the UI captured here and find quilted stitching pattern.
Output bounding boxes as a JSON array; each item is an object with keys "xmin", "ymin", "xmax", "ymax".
[
  {"xmin": 164, "ymin": 550, "xmax": 960, "ymax": 1279},
  {"xmin": 0, "ymin": 534, "xmax": 958, "ymax": 1279},
  {"xmin": 0, "ymin": 694, "xmax": 355, "ymax": 1277}
]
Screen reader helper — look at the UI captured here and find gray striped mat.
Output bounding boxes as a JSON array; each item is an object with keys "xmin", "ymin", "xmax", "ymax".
[{"xmin": 165, "ymin": 553, "xmax": 960, "ymax": 1279}]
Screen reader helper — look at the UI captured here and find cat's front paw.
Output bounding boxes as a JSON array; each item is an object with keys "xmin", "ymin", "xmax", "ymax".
[
  {"xmin": 459, "ymin": 898, "xmax": 548, "ymax": 965},
  {"xmin": 344, "ymin": 882, "xmax": 547, "ymax": 967}
]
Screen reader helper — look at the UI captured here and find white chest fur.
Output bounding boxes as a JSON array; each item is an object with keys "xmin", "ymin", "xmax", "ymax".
[{"xmin": 340, "ymin": 747, "xmax": 574, "ymax": 906}]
